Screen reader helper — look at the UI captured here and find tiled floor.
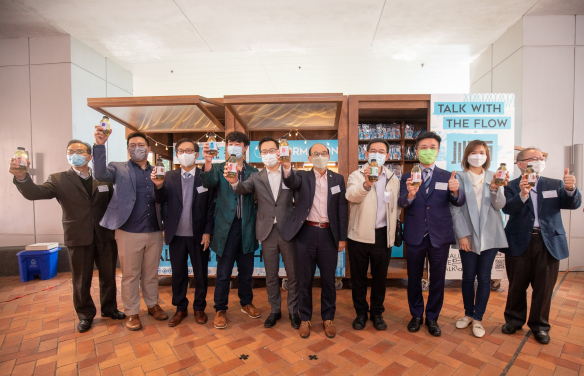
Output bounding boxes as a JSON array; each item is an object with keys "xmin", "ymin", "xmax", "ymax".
[{"xmin": 0, "ymin": 271, "xmax": 583, "ymax": 376}]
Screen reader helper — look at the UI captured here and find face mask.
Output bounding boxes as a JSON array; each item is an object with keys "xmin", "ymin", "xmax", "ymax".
[
  {"xmin": 368, "ymin": 152, "xmax": 386, "ymax": 166},
  {"xmin": 531, "ymin": 160, "xmax": 545, "ymax": 175},
  {"xmin": 67, "ymin": 154, "xmax": 88, "ymax": 167},
  {"xmin": 177, "ymin": 153, "xmax": 196, "ymax": 167},
  {"xmin": 312, "ymin": 155, "xmax": 329, "ymax": 170},
  {"xmin": 467, "ymin": 154, "xmax": 487, "ymax": 168},
  {"xmin": 418, "ymin": 149, "xmax": 438, "ymax": 165},
  {"xmin": 129, "ymin": 147, "xmax": 148, "ymax": 162},
  {"xmin": 261, "ymin": 153, "xmax": 278, "ymax": 168},
  {"xmin": 227, "ymin": 145, "xmax": 243, "ymax": 160}
]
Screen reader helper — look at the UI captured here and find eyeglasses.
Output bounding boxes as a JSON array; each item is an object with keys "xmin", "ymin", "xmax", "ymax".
[
  {"xmin": 128, "ymin": 143, "xmax": 147, "ymax": 148},
  {"xmin": 418, "ymin": 146, "xmax": 438, "ymax": 150},
  {"xmin": 369, "ymin": 149, "xmax": 387, "ymax": 155},
  {"xmin": 260, "ymin": 148, "xmax": 278, "ymax": 155},
  {"xmin": 176, "ymin": 149, "xmax": 196, "ymax": 155},
  {"xmin": 311, "ymin": 151, "xmax": 329, "ymax": 157},
  {"xmin": 66, "ymin": 149, "xmax": 87, "ymax": 155},
  {"xmin": 519, "ymin": 156, "xmax": 547, "ymax": 162}
]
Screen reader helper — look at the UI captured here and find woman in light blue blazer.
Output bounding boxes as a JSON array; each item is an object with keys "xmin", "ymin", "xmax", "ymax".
[{"xmin": 450, "ymin": 140, "xmax": 509, "ymax": 338}]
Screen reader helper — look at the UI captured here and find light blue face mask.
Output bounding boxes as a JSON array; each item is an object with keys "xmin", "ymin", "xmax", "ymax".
[
  {"xmin": 368, "ymin": 152, "xmax": 386, "ymax": 166},
  {"xmin": 67, "ymin": 154, "xmax": 88, "ymax": 167},
  {"xmin": 227, "ymin": 145, "xmax": 244, "ymax": 159}
]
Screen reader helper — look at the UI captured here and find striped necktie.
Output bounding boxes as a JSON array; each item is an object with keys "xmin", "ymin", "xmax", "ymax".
[
  {"xmin": 184, "ymin": 172, "xmax": 191, "ymax": 179},
  {"xmin": 424, "ymin": 168, "xmax": 431, "ymax": 193}
]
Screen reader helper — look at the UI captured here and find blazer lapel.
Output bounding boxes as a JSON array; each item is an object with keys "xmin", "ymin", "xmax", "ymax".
[
  {"xmin": 260, "ymin": 168, "xmax": 276, "ymax": 203},
  {"xmin": 92, "ymin": 176, "xmax": 100, "ymax": 196},
  {"xmin": 308, "ymin": 168, "xmax": 316, "ymax": 207},
  {"xmin": 425, "ymin": 167, "xmax": 439, "ymax": 198},
  {"xmin": 175, "ymin": 169, "xmax": 184, "ymax": 204},
  {"xmin": 537, "ymin": 177, "xmax": 547, "ymax": 216},
  {"xmin": 478, "ymin": 171, "xmax": 492, "ymax": 235},
  {"xmin": 126, "ymin": 162, "xmax": 136, "ymax": 190},
  {"xmin": 462, "ymin": 171, "xmax": 480, "ymax": 236},
  {"xmin": 327, "ymin": 170, "xmax": 333, "ymax": 209},
  {"xmin": 66, "ymin": 168, "xmax": 88, "ymax": 197}
]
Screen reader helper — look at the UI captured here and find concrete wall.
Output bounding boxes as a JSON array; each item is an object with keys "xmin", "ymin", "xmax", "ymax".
[{"xmin": 0, "ymin": 36, "xmax": 132, "ymax": 247}]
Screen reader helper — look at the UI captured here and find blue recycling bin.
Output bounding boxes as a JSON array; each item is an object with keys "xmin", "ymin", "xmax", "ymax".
[{"xmin": 16, "ymin": 248, "xmax": 60, "ymax": 282}]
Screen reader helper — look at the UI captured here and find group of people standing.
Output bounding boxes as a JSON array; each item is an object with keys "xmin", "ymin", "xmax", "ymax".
[{"xmin": 8, "ymin": 127, "xmax": 580, "ymax": 345}]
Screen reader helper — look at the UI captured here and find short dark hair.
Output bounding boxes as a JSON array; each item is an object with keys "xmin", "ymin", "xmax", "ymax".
[
  {"xmin": 175, "ymin": 138, "xmax": 198, "ymax": 153},
  {"xmin": 225, "ymin": 131, "xmax": 250, "ymax": 147},
  {"xmin": 415, "ymin": 131, "xmax": 441, "ymax": 148},
  {"xmin": 366, "ymin": 138, "xmax": 390, "ymax": 153},
  {"xmin": 127, "ymin": 132, "xmax": 149, "ymax": 147},
  {"xmin": 259, "ymin": 136, "xmax": 279, "ymax": 151},
  {"xmin": 308, "ymin": 143, "xmax": 330, "ymax": 156},
  {"xmin": 67, "ymin": 139, "xmax": 92, "ymax": 155}
]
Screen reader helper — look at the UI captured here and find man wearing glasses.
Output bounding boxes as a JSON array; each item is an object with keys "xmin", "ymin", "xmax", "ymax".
[
  {"xmin": 10, "ymin": 140, "xmax": 125, "ymax": 333},
  {"xmin": 224, "ymin": 136, "xmax": 300, "ymax": 329},
  {"xmin": 93, "ymin": 129, "xmax": 168, "ymax": 331},
  {"xmin": 152, "ymin": 138, "xmax": 216, "ymax": 327},
  {"xmin": 281, "ymin": 143, "xmax": 348, "ymax": 339},
  {"xmin": 502, "ymin": 148, "xmax": 581, "ymax": 344}
]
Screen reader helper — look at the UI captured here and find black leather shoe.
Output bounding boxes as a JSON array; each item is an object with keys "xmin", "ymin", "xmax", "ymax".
[
  {"xmin": 407, "ymin": 317, "xmax": 422, "ymax": 332},
  {"xmin": 502, "ymin": 323, "xmax": 520, "ymax": 335},
  {"xmin": 352, "ymin": 316, "xmax": 367, "ymax": 330},
  {"xmin": 289, "ymin": 313, "xmax": 301, "ymax": 329},
  {"xmin": 371, "ymin": 315, "xmax": 387, "ymax": 331},
  {"xmin": 101, "ymin": 309, "xmax": 126, "ymax": 320},
  {"xmin": 264, "ymin": 312, "xmax": 282, "ymax": 328},
  {"xmin": 77, "ymin": 319, "xmax": 93, "ymax": 333},
  {"xmin": 425, "ymin": 319, "xmax": 441, "ymax": 337},
  {"xmin": 532, "ymin": 331, "xmax": 550, "ymax": 345}
]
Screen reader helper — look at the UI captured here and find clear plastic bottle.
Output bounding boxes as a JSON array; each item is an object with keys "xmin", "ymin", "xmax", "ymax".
[
  {"xmin": 525, "ymin": 165, "xmax": 536, "ymax": 187},
  {"xmin": 369, "ymin": 160, "xmax": 379, "ymax": 182},
  {"xmin": 495, "ymin": 163, "xmax": 507, "ymax": 186},
  {"xmin": 226, "ymin": 154, "xmax": 238, "ymax": 178},
  {"xmin": 411, "ymin": 163, "xmax": 422, "ymax": 187},
  {"xmin": 14, "ymin": 147, "xmax": 28, "ymax": 171},
  {"xmin": 208, "ymin": 133, "xmax": 218, "ymax": 156},
  {"xmin": 155, "ymin": 158, "xmax": 165, "ymax": 179},
  {"xmin": 279, "ymin": 136, "xmax": 290, "ymax": 162},
  {"xmin": 99, "ymin": 116, "xmax": 111, "ymax": 136}
]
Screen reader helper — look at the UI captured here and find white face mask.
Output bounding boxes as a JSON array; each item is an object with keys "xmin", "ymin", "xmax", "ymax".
[
  {"xmin": 530, "ymin": 160, "xmax": 545, "ymax": 175},
  {"xmin": 177, "ymin": 153, "xmax": 196, "ymax": 167},
  {"xmin": 467, "ymin": 154, "xmax": 487, "ymax": 168},
  {"xmin": 261, "ymin": 153, "xmax": 278, "ymax": 168},
  {"xmin": 312, "ymin": 155, "xmax": 329, "ymax": 170}
]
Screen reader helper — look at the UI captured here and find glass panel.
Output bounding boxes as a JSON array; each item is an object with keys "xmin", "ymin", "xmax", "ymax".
[
  {"xmin": 101, "ymin": 105, "xmax": 219, "ymax": 132},
  {"xmin": 232, "ymin": 103, "xmax": 338, "ymax": 129}
]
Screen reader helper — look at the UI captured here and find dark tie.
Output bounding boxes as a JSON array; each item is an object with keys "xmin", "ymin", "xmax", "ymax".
[{"xmin": 424, "ymin": 168, "xmax": 431, "ymax": 193}]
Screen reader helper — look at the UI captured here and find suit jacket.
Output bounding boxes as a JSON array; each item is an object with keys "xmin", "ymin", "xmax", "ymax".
[
  {"xmin": 232, "ymin": 166, "xmax": 294, "ymax": 242},
  {"xmin": 450, "ymin": 170, "xmax": 508, "ymax": 254},
  {"xmin": 154, "ymin": 167, "xmax": 216, "ymax": 245},
  {"xmin": 502, "ymin": 176, "xmax": 581, "ymax": 260},
  {"xmin": 93, "ymin": 145, "xmax": 162, "ymax": 231},
  {"xmin": 200, "ymin": 161, "xmax": 258, "ymax": 257},
  {"xmin": 13, "ymin": 168, "xmax": 114, "ymax": 247},
  {"xmin": 398, "ymin": 166, "xmax": 466, "ymax": 247},
  {"xmin": 281, "ymin": 168, "xmax": 348, "ymax": 246}
]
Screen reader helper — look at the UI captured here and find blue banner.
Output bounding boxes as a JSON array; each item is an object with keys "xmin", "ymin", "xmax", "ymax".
[
  {"xmin": 249, "ymin": 140, "xmax": 338, "ymax": 163},
  {"xmin": 445, "ymin": 133, "xmax": 498, "ymax": 172}
]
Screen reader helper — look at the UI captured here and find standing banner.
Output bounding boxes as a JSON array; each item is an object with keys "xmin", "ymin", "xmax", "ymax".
[{"xmin": 431, "ymin": 93, "xmax": 515, "ymax": 280}]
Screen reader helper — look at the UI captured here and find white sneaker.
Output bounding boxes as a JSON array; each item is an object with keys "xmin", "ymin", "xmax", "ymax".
[
  {"xmin": 472, "ymin": 321, "xmax": 485, "ymax": 338},
  {"xmin": 456, "ymin": 316, "xmax": 473, "ymax": 329}
]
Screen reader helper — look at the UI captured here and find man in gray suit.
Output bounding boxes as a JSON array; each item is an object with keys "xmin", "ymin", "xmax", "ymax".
[
  {"xmin": 224, "ymin": 136, "xmax": 300, "ymax": 329},
  {"xmin": 93, "ymin": 128, "xmax": 168, "ymax": 331}
]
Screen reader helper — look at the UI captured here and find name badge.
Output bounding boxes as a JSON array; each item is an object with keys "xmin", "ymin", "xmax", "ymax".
[
  {"xmin": 435, "ymin": 182, "xmax": 448, "ymax": 190},
  {"xmin": 542, "ymin": 190, "xmax": 558, "ymax": 198},
  {"xmin": 384, "ymin": 191, "xmax": 391, "ymax": 203},
  {"xmin": 331, "ymin": 185, "xmax": 341, "ymax": 195},
  {"xmin": 196, "ymin": 186, "xmax": 208, "ymax": 193},
  {"xmin": 282, "ymin": 182, "xmax": 290, "ymax": 190},
  {"xmin": 97, "ymin": 185, "xmax": 109, "ymax": 192}
]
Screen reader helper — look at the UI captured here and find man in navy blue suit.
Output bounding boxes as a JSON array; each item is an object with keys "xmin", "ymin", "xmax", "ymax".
[
  {"xmin": 398, "ymin": 132, "xmax": 466, "ymax": 336},
  {"xmin": 502, "ymin": 147, "xmax": 580, "ymax": 344},
  {"xmin": 152, "ymin": 138, "xmax": 216, "ymax": 327}
]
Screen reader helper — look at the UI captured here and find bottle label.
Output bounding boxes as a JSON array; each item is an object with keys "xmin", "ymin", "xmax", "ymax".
[
  {"xmin": 370, "ymin": 167, "xmax": 379, "ymax": 176},
  {"xmin": 16, "ymin": 156, "xmax": 26, "ymax": 167},
  {"xmin": 496, "ymin": 170, "xmax": 506, "ymax": 179},
  {"xmin": 528, "ymin": 173, "xmax": 537, "ymax": 183},
  {"xmin": 280, "ymin": 146, "xmax": 289, "ymax": 157},
  {"xmin": 412, "ymin": 172, "xmax": 422, "ymax": 182},
  {"xmin": 227, "ymin": 163, "xmax": 237, "ymax": 173},
  {"xmin": 156, "ymin": 166, "xmax": 165, "ymax": 175},
  {"xmin": 100, "ymin": 121, "xmax": 108, "ymax": 128},
  {"xmin": 209, "ymin": 141, "xmax": 217, "ymax": 150}
]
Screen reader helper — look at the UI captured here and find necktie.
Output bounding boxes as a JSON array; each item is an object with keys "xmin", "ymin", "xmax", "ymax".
[
  {"xmin": 184, "ymin": 172, "xmax": 191, "ymax": 179},
  {"xmin": 423, "ymin": 168, "xmax": 431, "ymax": 193}
]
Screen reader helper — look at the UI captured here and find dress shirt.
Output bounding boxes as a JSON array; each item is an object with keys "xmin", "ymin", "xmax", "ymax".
[
  {"xmin": 72, "ymin": 167, "xmax": 92, "ymax": 180},
  {"xmin": 307, "ymin": 169, "xmax": 329, "ymax": 223},
  {"xmin": 374, "ymin": 168, "xmax": 387, "ymax": 229},
  {"xmin": 119, "ymin": 160, "xmax": 159, "ymax": 233},
  {"xmin": 467, "ymin": 169, "xmax": 485, "ymax": 213}
]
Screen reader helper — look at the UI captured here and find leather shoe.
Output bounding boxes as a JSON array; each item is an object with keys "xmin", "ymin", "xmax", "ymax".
[
  {"xmin": 241, "ymin": 303, "xmax": 261, "ymax": 318},
  {"xmin": 101, "ymin": 309, "xmax": 126, "ymax": 320},
  {"xmin": 532, "ymin": 330, "xmax": 550, "ymax": 345},
  {"xmin": 194, "ymin": 311, "xmax": 208, "ymax": 325},
  {"xmin": 147, "ymin": 304, "xmax": 169, "ymax": 320},
  {"xmin": 352, "ymin": 316, "xmax": 367, "ymax": 330},
  {"xmin": 502, "ymin": 323, "xmax": 520, "ymax": 335},
  {"xmin": 264, "ymin": 312, "xmax": 282, "ymax": 328},
  {"xmin": 289, "ymin": 313, "xmax": 301, "ymax": 329},
  {"xmin": 425, "ymin": 319, "xmax": 441, "ymax": 337},
  {"xmin": 299, "ymin": 321, "xmax": 311, "ymax": 338},
  {"xmin": 126, "ymin": 314, "xmax": 142, "ymax": 331},
  {"xmin": 77, "ymin": 319, "xmax": 92, "ymax": 333},
  {"xmin": 371, "ymin": 315, "xmax": 387, "ymax": 331},
  {"xmin": 214, "ymin": 311, "xmax": 227, "ymax": 329},
  {"xmin": 168, "ymin": 311, "xmax": 188, "ymax": 327},
  {"xmin": 407, "ymin": 317, "xmax": 422, "ymax": 332},
  {"xmin": 323, "ymin": 320, "xmax": 336, "ymax": 338}
]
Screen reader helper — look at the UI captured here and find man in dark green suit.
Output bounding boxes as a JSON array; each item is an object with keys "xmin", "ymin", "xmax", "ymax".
[{"xmin": 200, "ymin": 131, "xmax": 260, "ymax": 329}]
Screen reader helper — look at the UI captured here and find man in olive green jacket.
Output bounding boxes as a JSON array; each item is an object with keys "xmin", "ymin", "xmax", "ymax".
[{"xmin": 200, "ymin": 131, "xmax": 260, "ymax": 329}]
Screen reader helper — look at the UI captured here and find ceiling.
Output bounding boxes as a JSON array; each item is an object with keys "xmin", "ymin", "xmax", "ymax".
[{"xmin": 2, "ymin": 0, "xmax": 579, "ymax": 97}]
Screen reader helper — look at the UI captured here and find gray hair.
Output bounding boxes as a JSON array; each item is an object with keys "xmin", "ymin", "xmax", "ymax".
[
  {"xmin": 67, "ymin": 139, "xmax": 92, "ymax": 155},
  {"xmin": 516, "ymin": 147, "xmax": 541, "ymax": 163}
]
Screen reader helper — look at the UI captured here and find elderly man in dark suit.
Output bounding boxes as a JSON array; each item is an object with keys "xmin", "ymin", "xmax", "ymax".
[
  {"xmin": 10, "ymin": 139, "xmax": 125, "ymax": 333},
  {"xmin": 281, "ymin": 143, "xmax": 348, "ymax": 339}
]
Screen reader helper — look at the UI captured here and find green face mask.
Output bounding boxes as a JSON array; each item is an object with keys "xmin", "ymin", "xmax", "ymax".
[{"xmin": 418, "ymin": 149, "xmax": 438, "ymax": 165}]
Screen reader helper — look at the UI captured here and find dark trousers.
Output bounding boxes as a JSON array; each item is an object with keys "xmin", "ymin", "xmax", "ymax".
[
  {"xmin": 169, "ymin": 236, "xmax": 209, "ymax": 312},
  {"xmin": 296, "ymin": 224, "xmax": 338, "ymax": 322},
  {"xmin": 504, "ymin": 233, "xmax": 560, "ymax": 332},
  {"xmin": 67, "ymin": 235, "xmax": 118, "ymax": 320},
  {"xmin": 214, "ymin": 218, "xmax": 254, "ymax": 312},
  {"xmin": 406, "ymin": 236, "xmax": 449, "ymax": 321},
  {"xmin": 460, "ymin": 248, "xmax": 498, "ymax": 321},
  {"xmin": 348, "ymin": 228, "xmax": 391, "ymax": 317}
]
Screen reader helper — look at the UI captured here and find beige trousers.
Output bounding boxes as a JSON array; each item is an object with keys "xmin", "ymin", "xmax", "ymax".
[{"xmin": 115, "ymin": 229, "xmax": 163, "ymax": 315}]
